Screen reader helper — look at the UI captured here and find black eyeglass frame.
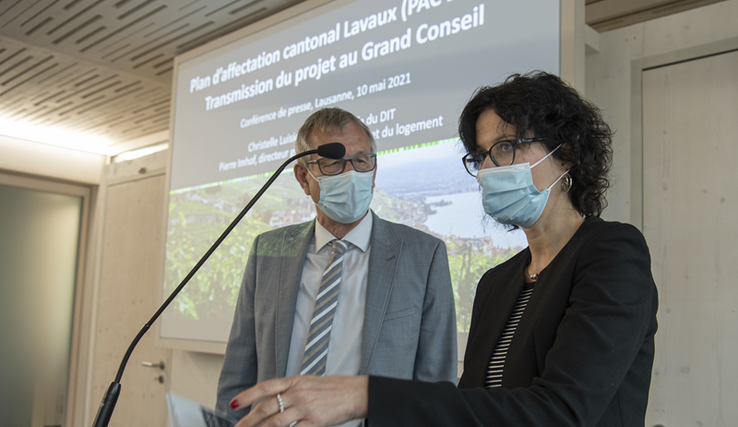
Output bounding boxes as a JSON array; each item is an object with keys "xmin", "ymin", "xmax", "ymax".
[
  {"xmin": 461, "ymin": 137, "xmax": 546, "ymax": 176},
  {"xmin": 306, "ymin": 152, "xmax": 377, "ymax": 176}
]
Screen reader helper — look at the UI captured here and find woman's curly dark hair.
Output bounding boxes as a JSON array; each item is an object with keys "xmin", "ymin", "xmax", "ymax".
[{"xmin": 459, "ymin": 71, "xmax": 613, "ymax": 217}]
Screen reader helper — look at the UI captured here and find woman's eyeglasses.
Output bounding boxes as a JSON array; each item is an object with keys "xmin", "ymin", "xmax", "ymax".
[{"xmin": 461, "ymin": 138, "xmax": 545, "ymax": 177}]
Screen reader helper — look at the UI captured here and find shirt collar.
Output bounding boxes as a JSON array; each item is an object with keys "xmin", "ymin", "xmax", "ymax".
[{"xmin": 314, "ymin": 211, "xmax": 373, "ymax": 253}]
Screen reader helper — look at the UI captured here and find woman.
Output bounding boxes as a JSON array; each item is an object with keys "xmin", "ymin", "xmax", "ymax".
[{"xmin": 229, "ymin": 72, "xmax": 659, "ymax": 427}]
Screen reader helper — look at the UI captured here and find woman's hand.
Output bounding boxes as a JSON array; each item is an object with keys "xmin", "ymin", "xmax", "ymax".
[{"xmin": 231, "ymin": 375, "xmax": 369, "ymax": 427}]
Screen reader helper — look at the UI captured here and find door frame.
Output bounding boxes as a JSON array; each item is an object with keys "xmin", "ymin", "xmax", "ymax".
[{"xmin": 629, "ymin": 35, "xmax": 738, "ymax": 229}]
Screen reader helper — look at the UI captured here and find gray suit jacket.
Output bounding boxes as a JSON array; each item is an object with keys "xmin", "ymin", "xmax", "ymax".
[{"xmin": 216, "ymin": 211, "xmax": 457, "ymax": 418}]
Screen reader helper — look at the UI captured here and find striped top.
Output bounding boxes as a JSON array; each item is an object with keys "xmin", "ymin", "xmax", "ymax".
[{"xmin": 485, "ymin": 281, "xmax": 536, "ymax": 388}]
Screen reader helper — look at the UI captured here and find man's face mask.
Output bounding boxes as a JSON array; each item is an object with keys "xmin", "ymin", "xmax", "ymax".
[{"xmin": 308, "ymin": 169, "xmax": 374, "ymax": 224}]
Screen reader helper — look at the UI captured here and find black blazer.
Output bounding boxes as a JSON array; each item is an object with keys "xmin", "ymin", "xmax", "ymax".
[{"xmin": 368, "ymin": 217, "xmax": 658, "ymax": 426}]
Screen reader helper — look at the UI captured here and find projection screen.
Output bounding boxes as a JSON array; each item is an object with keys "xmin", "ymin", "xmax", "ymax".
[{"xmin": 160, "ymin": 0, "xmax": 560, "ymax": 351}]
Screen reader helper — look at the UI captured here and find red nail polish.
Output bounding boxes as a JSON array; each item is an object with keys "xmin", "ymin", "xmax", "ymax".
[{"xmin": 230, "ymin": 400, "xmax": 239, "ymax": 409}]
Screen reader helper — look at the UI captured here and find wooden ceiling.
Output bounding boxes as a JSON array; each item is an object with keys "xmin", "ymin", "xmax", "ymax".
[{"xmin": 0, "ymin": 0, "xmax": 305, "ymax": 152}]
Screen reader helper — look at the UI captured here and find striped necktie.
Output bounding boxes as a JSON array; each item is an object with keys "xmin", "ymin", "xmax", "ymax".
[{"xmin": 301, "ymin": 239, "xmax": 348, "ymax": 376}]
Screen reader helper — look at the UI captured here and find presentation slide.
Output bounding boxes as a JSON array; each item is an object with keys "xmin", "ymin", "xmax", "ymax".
[{"xmin": 161, "ymin": 0, "xmax": 560, "ymax": 345}]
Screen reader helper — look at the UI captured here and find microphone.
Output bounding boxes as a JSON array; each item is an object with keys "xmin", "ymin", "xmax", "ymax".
[
  {"xmin": 315, "ymin": 141, "xmax": 345, "ymax": 159},
  {"xmin": 92, "ymin": 142, "xmax": 345, "ymax": 427}
]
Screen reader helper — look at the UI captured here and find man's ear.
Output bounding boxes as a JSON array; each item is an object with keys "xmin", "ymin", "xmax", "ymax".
[{"xmin": 294, "ymin": 164, "xmax": 311, "ymax": 195}]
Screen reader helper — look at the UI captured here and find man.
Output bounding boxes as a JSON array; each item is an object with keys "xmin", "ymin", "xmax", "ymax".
[{"xmin": 216, "ymin": 108, "xmax": 457, "ymax": 424}]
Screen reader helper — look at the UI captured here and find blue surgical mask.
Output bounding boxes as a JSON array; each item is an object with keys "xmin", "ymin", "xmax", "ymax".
[
  {"xmin": 477, "ymin": 145, "xmax": 567, "ymax": 228},
  {"xmin": 309, "ymin": 170, "xmax": 374, "ymax": 224}
]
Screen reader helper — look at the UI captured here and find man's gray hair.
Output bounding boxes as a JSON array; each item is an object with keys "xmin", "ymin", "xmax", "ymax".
[{"xmin": 295, "ymin": 107, "xmax": 376, "ymax": 168}]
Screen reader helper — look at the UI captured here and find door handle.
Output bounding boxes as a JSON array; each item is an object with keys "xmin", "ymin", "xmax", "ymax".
[{"xmin": 141, "ymin": 360, "xmax": 165, "ymax": 370}]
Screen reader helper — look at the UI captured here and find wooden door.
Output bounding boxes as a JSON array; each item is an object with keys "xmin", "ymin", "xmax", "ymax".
[
  {"xmin": 643, "ymin": 50, "xmax": 738, "ymax": 425},
  {"xmin": 88, "ymin": 173, "xmax": 170, "ymax": 426}
]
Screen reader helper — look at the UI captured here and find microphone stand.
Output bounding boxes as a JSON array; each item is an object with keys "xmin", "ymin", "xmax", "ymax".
[{"xmin": 92, "ymin": 144, "xmax": 344, "ymax": 427}]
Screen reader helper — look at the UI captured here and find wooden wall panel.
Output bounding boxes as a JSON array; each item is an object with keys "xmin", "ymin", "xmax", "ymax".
[
  {"xmin": 642, "ymin": 50, "xmax": 738, "ymax": 425},
  {"xmin": 88, "ymin": 172, "xmax": 170, "ymax": 427},
  {"xmin": 586, "ymin": 0, "xmax": 725, "ymax": 32}
]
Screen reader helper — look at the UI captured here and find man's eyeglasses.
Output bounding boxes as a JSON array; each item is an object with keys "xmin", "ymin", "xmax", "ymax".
[
  {"xmin": 307, "ymin": 152, "xmax": 377, "ymax": 176},
  {"xmin": 461, "ymin": 138, "xmax": 545, "ymax": 177}
]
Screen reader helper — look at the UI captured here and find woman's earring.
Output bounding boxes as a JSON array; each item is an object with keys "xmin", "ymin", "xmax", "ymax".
[{"xmin": 561, "ymin": 173, "xmax": 572, "ymax": 192}]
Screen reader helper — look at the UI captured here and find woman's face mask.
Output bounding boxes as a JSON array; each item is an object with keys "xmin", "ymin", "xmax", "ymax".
[{"xmin": 477, "ymin": 144, "xmax": 567, "ymax": 228}]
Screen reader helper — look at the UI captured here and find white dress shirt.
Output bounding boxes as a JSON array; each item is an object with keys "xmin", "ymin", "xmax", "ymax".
[{"xmin": 285, "ymin": 213, "xmax": 373, "ymax": 379}]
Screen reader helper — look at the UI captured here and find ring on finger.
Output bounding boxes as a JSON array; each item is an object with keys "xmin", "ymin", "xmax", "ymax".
[{"xmin": 276, "ymin": 393, "xmax": 285, "ymax": 413}]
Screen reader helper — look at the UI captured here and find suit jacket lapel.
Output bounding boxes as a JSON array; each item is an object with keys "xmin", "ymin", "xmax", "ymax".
[
  {"xmin": 275, "ymin": 221, "xmax": 314, "ymax": 377},
  {"xmin": 359, "ymin": 213, "xmax": 401, "ymax": 374},
  {"xmin": 460, "ymin": 253, "xmax": 528, "ymax": 388}
]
